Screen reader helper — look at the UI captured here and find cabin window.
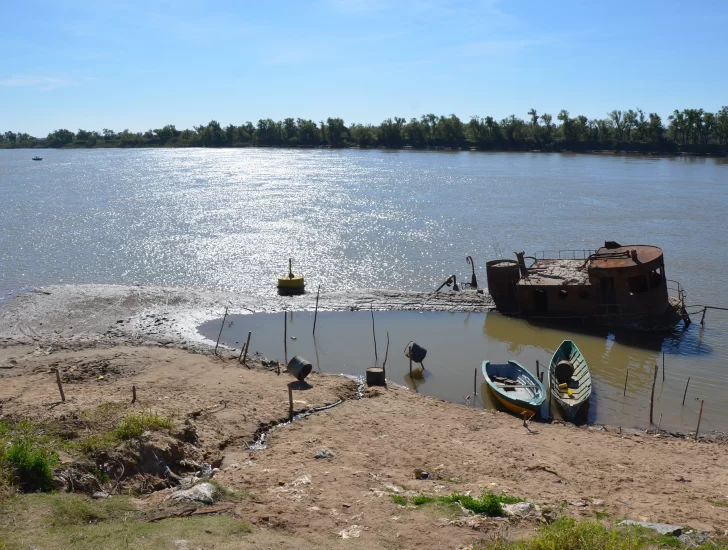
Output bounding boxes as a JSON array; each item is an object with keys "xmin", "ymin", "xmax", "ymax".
[
  {"xmin": 559, "ymin": 289, "xmax": 568, "ymax": 300},
  {"xmin": 628, "ymin": 275, "xmax": 648, "ymax": 295},
  {"xmin": 649, "ymin": 267, "xmax": 663, "ymax": 288},
  {"xmin": 579, "ymin": 290, "xmax": 590, "ymax": 300}
]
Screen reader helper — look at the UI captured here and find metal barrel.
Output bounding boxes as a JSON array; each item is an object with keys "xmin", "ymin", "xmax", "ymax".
[
  {"xmin": 287, "ymin": 355, "xmax": 312, "ymax": 381},
  {"xmin": 409, "ymin": 342, "xmax": 427, "ymax": 363}
]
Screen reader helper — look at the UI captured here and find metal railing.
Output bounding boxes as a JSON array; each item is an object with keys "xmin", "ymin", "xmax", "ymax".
[
  {"xmin": 667, "ymin": 279, "xmax": 687, "ymax": 308},
  {"xmin": 533, "ymin": 249, "xmax": 596, "ymax": 261}
]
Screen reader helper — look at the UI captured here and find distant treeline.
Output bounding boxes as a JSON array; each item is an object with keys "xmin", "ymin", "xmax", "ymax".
[{"xmin": 3, "ymin": 108, "xmax": 728, "ymax": 155}]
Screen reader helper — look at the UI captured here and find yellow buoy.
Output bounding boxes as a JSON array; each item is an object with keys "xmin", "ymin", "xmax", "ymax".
[{"xmin": 277, "ymin": 258, "xmax": 305, "ymax": 295}]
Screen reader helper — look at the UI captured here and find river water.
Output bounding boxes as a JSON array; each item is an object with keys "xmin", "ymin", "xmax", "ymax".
[{"xmin": 2, "ymin": 148, "xmax": 728, "ymax": 431}]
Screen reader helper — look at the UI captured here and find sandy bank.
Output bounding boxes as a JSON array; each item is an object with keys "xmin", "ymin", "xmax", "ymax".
[
  {"xmin": 0, "ymin": 284, "xmax": 493, "ymax": 351},
  {"xmin": 1, "ymin": 345, "xmax": 726, "ymax": 549}
]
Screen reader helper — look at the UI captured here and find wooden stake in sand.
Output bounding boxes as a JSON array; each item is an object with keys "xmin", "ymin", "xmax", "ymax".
[
  {"xmin": 473, "ymin": 367, "xmax": 477, "ymax": 399},
  {"xmin": 695, "ymin": 399, "xmax": 704, "ymax": 440},
  {"xmin": 132, "ymin": 385, "xmax": 136, "ymax": 404},
  {"xmin": 239, "ymin": 331, "xmax": 252, "ymax": 366},
  {"xmin": 283, "ymin": 311, "xmax": 288, "ymax": 364},
  {"xmin": 682, "ymin": 377, "xmax": 691, "ymax": 406},
  {"xmin": 55, "ymin": 369, "xmax": 65, "ymax": 402},
  {"xmin": 370, "ymin": 304, "xmax": 378, "ymax": 366},
  {"xmin": 662, "ymin": 352, "xmax": 665, "ymax": 383},
  {"xmin": 288, "ymin": 383, "xmax": 294, "ymax": 421},
  {"xmin": 623, "ymin": 369, "xmax": 629, "ymax": 397},
  {"xmin": 312, "ymin": 284, "xmax": 321, "ymax": 336},
  {"xmin": 649, "ymin": 364, "xmax": 658, "ymax": 426},
  {"xmin": 214, "ymin": 307, "xmax": 228, "ymax": 356}
]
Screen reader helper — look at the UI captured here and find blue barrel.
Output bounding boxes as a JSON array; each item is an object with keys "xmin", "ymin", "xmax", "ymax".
[
  {"xmin": 287, "ymin": 356, "xmax": 312, "ymax": 381},
  {"xmin": 406, "ymin": 342, "xmax": 427, "ymax": 364}
]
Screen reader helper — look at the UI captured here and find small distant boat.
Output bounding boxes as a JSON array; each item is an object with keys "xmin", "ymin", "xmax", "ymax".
[
  {"xmin": 277, "ymin": 258, "xmax": 305, "ymax": 295},
  {"xmin": 482, "ymin": 360, "xmax": 545, "ymax": 416},
  {"xmin": 32, "ymin": 156, "xmax": 43, "ymax": 161},
  {"xmin": 549, "ymin": 340, "xmax": 592, "ymax": 421}
]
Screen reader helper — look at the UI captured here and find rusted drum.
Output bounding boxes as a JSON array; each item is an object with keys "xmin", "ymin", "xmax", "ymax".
[
  {"xmin": 287, "ymin": 356, "xmax": 312, "ymax": 381},
  {"xmin": 366, "ymin": 367, "xmax": 386, "ymax": 387},
  {"xmin": 406, "ymin": 342, "xmax": 427, "ymax": 364}
]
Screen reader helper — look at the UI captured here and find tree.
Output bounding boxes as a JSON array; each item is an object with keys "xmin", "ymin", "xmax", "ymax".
[
  {"xmin": 47, "ymin": 129, "xmax": 75, "ymax": 147},
  {"xmin": 102, "ymin": 128, "xmax": 117, "ymax": 140},
  {"xmin": 540, "ymin": 114, "xmax": 553, "ymax": 142},
  {"xmin": 558, "ymin": 110, "xmax": 575, "ymax": 141},
  {"xmin": 326, "ymin": 118, "xmax": 347, "ymax": 147},
  {"xmin": 715, "ymin": 106, "xmax": 728, "ymax": 145},
  {"xmin": 647, "ymin": 113, "xmax": 664, "ymax": 144},
  {"xmin": 609, "ymin": 110, "xmax": 624, "ymax": 141}
]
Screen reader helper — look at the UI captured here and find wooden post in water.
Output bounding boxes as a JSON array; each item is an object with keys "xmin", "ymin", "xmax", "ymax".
[
  {"xmin": 382, "ymin": 332, "xmax": 390, "ymax": 378},
  {"xmin": 408, "ymin": 346, "xmax": 413, "ymax": 377},
  {"xmin": 55, "ymin": 369, "xmax": 65, "ymax": 402},
  {"xmin": 649, "ymin": 364, "xmax": 658, "ymax": 426},
  {"xmin": 370, "ymin": 304, "xmax": 378, "ymax": 367},
  {"xmin": 623, "ymin": 370, "xmax": 629, "ymax": 397},
  {"xmin": 695, "ymin": 399, "xmax": 704, "ymax": 440},
  {"xmin": 700, "ymin": 306, "xmax": 707, "ymax": 325},
  {"xmin": 473, "ymin": 367, "xmax": 477, "ymax": 399},
  {"xmin": 662, "ymin": 352, "xmax": 665, "ymax": 383},
  {"xmin": 283, "ymin": 311, "xmax": 288, "ymax": 364},
  {"xmin": 132, "ymin": 385, "xmax": 136, "ymax": 404},
  {"xmin": 240, "ymin": 331, "xmax": 252, "ymax": 366},
  {"xmin": 536, "ymin": 360, "xmax": 540, "ymax": 380},
  {"xmin": 214, "ymin": 307, "xmax": 228, "ymax": 356},
  {"xmin": 288, "ymin": 383, "xmax": 294, "ymax": 421},
  {"xmin": 682, "ymin": 377, "xmax": 691, "ymax": 406},
  {"xmin": 313, "ymin": 285, "xmax": 321, "ymax": 336},
  {"xmin": 539, "ymin": 372, "xmax": 544, "ymax": 383}
]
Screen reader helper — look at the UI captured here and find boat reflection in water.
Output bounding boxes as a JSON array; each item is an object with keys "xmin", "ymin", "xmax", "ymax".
[{"xmin": 200, "ymin": 309, "xmax": 728, "ymax": 433}]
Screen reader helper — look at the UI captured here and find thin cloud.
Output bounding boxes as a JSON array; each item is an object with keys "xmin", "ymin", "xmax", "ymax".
[{"xmin": 0, "ymin": 76, "xmax": 76, "ymax": 91}]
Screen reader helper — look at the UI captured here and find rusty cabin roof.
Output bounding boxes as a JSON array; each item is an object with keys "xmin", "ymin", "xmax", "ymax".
[{"xmin": 589, "ymin": 245, "xmax": 663, "ymax": 269}]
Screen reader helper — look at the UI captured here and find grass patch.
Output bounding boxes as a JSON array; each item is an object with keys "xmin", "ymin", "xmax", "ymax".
[
  {"xmin": 0, "ymin": 419, "xmax": 61, "ymax": 493},
  {"xmin": 3, "ymin": 439, "xmax": 58, "ymax": 493},
  {"xmin": 391, "ymin": 495, "xmax": 407, "ymax": 506},
  {"xmin": 400, "ymin": 491, "xmax": 522, "ymax": 517},
  {"xmin": 477, "ymin": 517, "xmax": 724, "ymax": 550},
  {"xmin": 0, "ymin": 492, "xmax": 251, "ymax": 549},
  {"xmin": 706, "ymin": 497, "xmax": 728, "ymax": 508},
  {"xmin": 114, "ymin": 411, "xmax": 173, "ymax": 440}
]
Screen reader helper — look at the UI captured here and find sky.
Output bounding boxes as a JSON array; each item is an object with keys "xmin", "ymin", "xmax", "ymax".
[{"xmin": 1, "ymin": 0, "xmax": 727, "ymax": 136}]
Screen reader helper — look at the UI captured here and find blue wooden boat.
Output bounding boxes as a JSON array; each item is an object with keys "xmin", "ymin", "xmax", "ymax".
[
  {"xmin": 549, "ymin": 340, "xmax": 591, "ymax": 422},
  {"xmin": 482, "ymin": 360, "xmax": 546, "ymax": 416}
]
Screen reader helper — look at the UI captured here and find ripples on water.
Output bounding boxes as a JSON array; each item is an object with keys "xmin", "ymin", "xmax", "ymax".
[
  {"xmin": 2, "ymin": 149, "xmax": 727, "ymax": 305},
  {"xmin": 2, "ymin": 148, "xmax": 728, "ymax": 430}
]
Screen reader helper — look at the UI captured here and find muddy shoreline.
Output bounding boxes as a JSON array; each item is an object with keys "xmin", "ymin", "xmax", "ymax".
[
  {"xmin": 2, "ymin": 284, "xmax": 726, "ymax": 440},
  {"xmin": 0, "ymin": 284, "xmax": 494, "ymax": 351}
]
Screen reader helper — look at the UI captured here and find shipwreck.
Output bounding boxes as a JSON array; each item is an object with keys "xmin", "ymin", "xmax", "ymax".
[{"xmin": 486, "ymin": 242, "xmax": 689, "ymax": 330}]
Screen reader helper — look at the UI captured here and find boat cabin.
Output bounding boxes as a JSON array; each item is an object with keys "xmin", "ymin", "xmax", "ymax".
[{"xmin": 486, "ymin": 242, "xmax": 676, "ymax": 323}]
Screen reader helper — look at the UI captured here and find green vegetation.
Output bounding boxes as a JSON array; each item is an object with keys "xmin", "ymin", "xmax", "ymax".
[
  {"xmin": 113, "ymin": 411, "xmax": 173, "ymax": 440},
  {"xmin": 395, "ymin": 490, "xmax": 522, "ymax": 517},
  {"xmin": 0, "ymin": 493, "xmax": 252, "ymax": 550},
  {"xmin": 2, "ymin": 107, "xmax": 728, "ymax": 154},
  {"xmin": 478, "ymin": 517, "xmax": 724, "ymax": 550},
  {"xmin": 0, "ymin": 409, "xmax": 173, "ymax": 494},
  {"xmin": 0, "ymin": 419, "xmax": 60, "ymax": 493}
]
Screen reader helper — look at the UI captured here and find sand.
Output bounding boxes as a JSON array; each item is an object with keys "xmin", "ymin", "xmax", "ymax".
[{"xmin": 1, "ymin": 343, "xmax": 727, "ymax": 549}]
